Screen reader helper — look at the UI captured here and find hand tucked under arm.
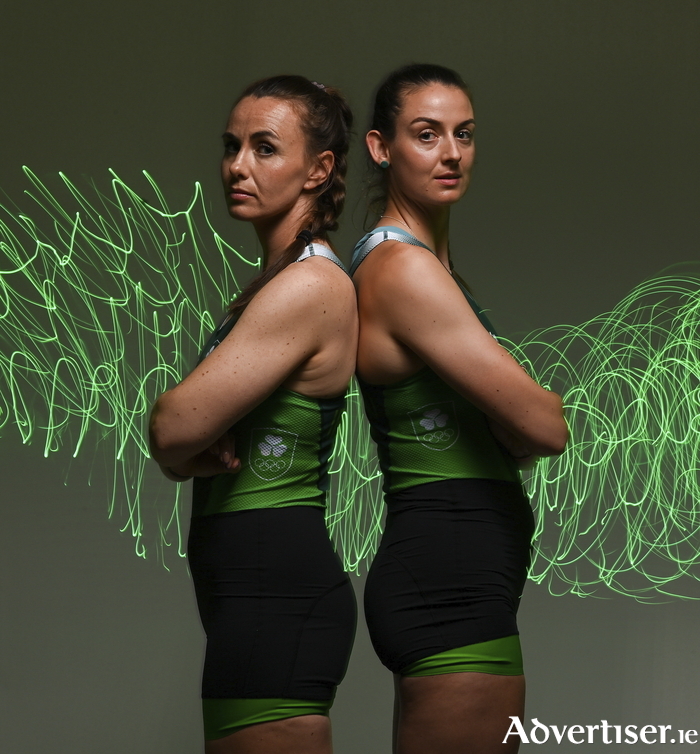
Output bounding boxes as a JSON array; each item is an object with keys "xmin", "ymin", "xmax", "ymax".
[
  {"xmin": 206, "ymin": 430, "xmax": 240, "ymax": 471},
  {"xmin": 487, "ymin": 416, "xmax": 538, "ymax": 468},
  {"xmin": 158, "ymin": 432, "xmax": 241, "ymax": 482}
]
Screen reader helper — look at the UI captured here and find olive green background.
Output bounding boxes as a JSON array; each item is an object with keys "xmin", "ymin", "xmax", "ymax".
[{"xmin": 1, "ymin": 1, "xmax": 699, "ymax": 751}]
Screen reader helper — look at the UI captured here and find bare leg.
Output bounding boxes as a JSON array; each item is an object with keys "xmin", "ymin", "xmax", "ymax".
[
  {"xmin": 392, "ymin": 675, "xmax": 401, "ymax": 754},
  {"xmin": 205, "ymin": 715, "xmax": 332, "ymax": 754},
  {"xmin": 395, "ymin": 673, "xmax": 525, "ymax": 754}
]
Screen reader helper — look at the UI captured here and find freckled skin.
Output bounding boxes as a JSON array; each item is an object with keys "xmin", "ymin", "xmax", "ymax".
[{"xmin": 148, "ymin": 87, "xmax": 359, "ymax": 754}]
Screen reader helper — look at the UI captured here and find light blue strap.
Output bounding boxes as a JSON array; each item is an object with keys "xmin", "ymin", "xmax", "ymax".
[
  {"xmin": 349, "ymin": 226, "xmax": 432, "ymax": 276},
  {"xmin": 295, "ymin": 242, "xmax": 347, "ymax": 273}
]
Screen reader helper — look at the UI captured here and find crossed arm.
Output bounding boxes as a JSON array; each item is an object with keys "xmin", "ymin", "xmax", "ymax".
[
  {"xmin": 148, "ymin": 263, "xmax": 333, "ymax": 479},
  {"xmin": 360, "ymin": 245, "xmax": 568, "ymax": 458}
]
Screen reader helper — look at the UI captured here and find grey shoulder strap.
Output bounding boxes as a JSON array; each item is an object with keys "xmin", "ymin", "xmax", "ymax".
[
  {"xmin": 349, "ymin": 228, "xmax": 432, "ymax": 276},
  {"xmin": 295, "ymin": 242, "xmax": 347, "ymax": 273}
]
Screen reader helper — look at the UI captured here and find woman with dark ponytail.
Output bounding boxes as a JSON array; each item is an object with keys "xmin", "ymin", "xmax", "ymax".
[
  {"xmin": 351, "ymin": 64, "xmax": 568, "ymax": 753},
  {"xmin": 149, "ymin": 75, "xmax": 357, "ymax": 753}
]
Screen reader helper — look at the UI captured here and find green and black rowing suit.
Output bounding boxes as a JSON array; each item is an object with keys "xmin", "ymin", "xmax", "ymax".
[
  {"xmin": 187, "ymin": 242, "xmax": 356, "ymax": 740},
  {"xmin": 352, "ymin": 227, "xmax": 534, "ymax": 678}
]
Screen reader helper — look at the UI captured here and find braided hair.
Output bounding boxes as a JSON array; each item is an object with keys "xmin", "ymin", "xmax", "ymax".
[{"xmin": 228, "ymin": 75, "xmax": 353, "ymax": 316}]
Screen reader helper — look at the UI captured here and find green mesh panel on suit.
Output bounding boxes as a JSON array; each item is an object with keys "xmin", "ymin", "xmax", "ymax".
[
  {"xmin": 193, "ymin": 388, "xmax": 344, "ymax": 516},
  {"xmin": 359, "ymin": 368, "xmax": 519, "ymax": 494}
]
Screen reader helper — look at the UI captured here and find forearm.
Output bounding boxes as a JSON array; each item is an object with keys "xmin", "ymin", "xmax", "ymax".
[
  {"xmin": 158, "ymin": 463, "xmax": 193, "ymax": 482},
  {"xmin": 487, "ymin": 417, "xmax": 532, "ymax": 458},
  {"xmin": 149, "ymin": 390, "xmax": 222, "ymax": 467},
  {"xmin": 154, "ymin": 447, "xmax": 238, "ymax": 482},
  {"xmin": 150, "ymin": 392, "xmax": 241, "ymax": 480},
  {"xmin": 486, "ymin": 389, "xmax": 568, "ymax": 458},
  {"xmin": 527, "ymin": 390, "xmax": 568, "ymax": 456}
]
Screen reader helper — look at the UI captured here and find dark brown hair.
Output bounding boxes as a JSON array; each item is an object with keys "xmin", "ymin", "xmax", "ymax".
[
  {"xmin": 366, "ymin": 63, "xmax": 472, "ymax": 220},
  {"xmin": 228, "ymin": 75, "xmax": 353, "ymax": 316}
]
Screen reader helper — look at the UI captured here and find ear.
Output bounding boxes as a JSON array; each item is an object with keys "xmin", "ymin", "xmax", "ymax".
[
  {"xmin": 304, "ymin": 150, "xmax": 335, "ymax": 191},
  {"xmin": 366, "ymin": 130, "xmax": 389, "ymax": 167}
]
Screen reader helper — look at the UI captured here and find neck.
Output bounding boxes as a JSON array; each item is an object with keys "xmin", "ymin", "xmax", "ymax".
[
  {"xmin": 253, "ymin": 199, "xmax": 313, "ymax": 269},
  {"xmin": 379, "ymin": 197, "xmax": 451, "ymax": 269}
]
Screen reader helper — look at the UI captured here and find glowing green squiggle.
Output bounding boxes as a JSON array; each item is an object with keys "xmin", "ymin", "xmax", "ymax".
[
  {"xmin": 0, "ymin": 168, "xmax": 258, "ymax": 563},
  {"xmin": 504, "ymin": 273, "xmax": 700, "ymax": 600},
  {"xmin": 1, "ymin": 169, "xmax": 698, "ymax": 598}
]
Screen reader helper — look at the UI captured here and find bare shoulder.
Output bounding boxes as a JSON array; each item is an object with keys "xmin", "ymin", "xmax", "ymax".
[
  {"xmin": 239, "ymin": 256, "xmax": 355, "ymax": 331},
  {"xmin": 358, "ymin": 240, "xmax": 459, "ymax": 310}
]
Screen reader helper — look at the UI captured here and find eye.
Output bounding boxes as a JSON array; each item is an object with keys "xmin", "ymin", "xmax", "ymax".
[
  {"xmin": 418, "ymin": 130, "xmax": 437, "ymax": 142},
  {"xmin": 223, "ymin": 139, "xmax": 239, "ymax": 155},
  {"xmin": 257, "ymin": 142, "xmax": 275, "ymax": 156},
  {"xmin": 457, "ymin": 128, "xmax": 474, "ymax": 142}
]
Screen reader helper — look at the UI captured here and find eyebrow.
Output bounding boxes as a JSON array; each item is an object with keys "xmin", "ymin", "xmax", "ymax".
[
  {"xmin": 221, "ymin": 129, "xmax": 280, "ymax": 141},
  {"xmin": 409, "ymin": 117, "xmax": 475, "ymax": 128}
]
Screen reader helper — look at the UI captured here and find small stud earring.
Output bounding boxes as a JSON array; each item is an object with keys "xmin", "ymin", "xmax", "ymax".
[{"xmin": 379, "ymin": 160, "xmax": 390, "ymax": 169}]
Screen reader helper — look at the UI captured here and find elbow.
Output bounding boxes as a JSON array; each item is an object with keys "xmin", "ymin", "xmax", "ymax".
[
  {"xmin": 531, "ymin": 398, "xmax": 569, "ymax": 457},
  {"xmin": 149, "ymin": 392, "xmax": 184, "ymax": 465},
  {"xmin": 149, "ymin": 428, "xmax": 174, "ymax": 466},
  {"xmin": 532, "ymin": 421, "xmax": 569, "ymax": 457},
  {"xmin": 555, "ymin": 418, "xmax": 570, "ymax": 455}
]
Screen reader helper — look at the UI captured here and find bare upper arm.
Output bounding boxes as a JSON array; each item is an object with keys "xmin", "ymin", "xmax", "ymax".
[
  {"xmin": 150, "ymin": 259, "xmax": 354, "ymax": 459},
  {"xmin": 364, "ymin": 245, "xmax": 567, "ymax": 453}
]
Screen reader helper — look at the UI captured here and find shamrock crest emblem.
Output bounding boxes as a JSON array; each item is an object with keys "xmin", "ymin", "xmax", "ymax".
[
  {"xmin": 249, "ymin": 428, "xmax": 299, "ymax": 480},
  {"xmin": 407, "ymin": 401, "xmax": 459, "ymax": 451},
  {"xmin": 419, "ymin": 408, "xmax": 449, "ymax": 431},
  {"xmin": 258, "ymin": 435, "xmax": 288, "ymax": 457}
]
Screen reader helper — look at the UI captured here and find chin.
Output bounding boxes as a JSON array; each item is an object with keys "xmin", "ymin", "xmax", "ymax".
[
  {"xmin": 439, "ymin": 187, "xmax": 469, "ymax": 204},
  {"xmin": 425, "ymin": 193, "xmax": 463, "ymax": 208},
  {"xmin": 226, "ymin": 204, "xmax": 256, "ymax": 222}
]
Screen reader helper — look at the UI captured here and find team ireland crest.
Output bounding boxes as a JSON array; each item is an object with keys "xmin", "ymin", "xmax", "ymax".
[
  {"xmin": 249, "ymin": 428, "xmax": 299, "ymax": 481},
  {"xmin": 408, "ymin": 402, "xmax": 459, "ymax": 451}
]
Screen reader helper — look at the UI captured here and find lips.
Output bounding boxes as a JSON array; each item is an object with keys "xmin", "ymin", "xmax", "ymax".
[
  {"xmin": 228, "ymin": 186, "xmax": 254, "ymax": 199},
  {"xmin": 435, "ymin": 174, "xmax": 461, "ymax": 187}
]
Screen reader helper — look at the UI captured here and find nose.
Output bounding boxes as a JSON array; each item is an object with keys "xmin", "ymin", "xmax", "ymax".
[
  {"xmin": 442, "ymin": 136, "xmax": 462, "ymax": 164},
  {"xmin": 227, "ymin": 148, "xmax": 250, "ymax": 179}
]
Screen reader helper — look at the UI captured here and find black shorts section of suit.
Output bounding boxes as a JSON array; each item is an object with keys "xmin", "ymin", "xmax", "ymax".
[
  {"xmin": 364, "ymin": 478, "xmax": 534, "ymax": 674},
  {"xmin": 188, "ymin": 506, "xmax": 357, "ymax": 700}
]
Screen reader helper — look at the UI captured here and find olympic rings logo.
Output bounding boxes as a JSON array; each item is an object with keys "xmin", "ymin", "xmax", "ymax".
[
  {"xmin": 255, "ymin": 458, "xmax": 287, "ymax": 472},
  {"xmin": 422, "ymin": 429, "xmax": 454, "ymax": 443}
]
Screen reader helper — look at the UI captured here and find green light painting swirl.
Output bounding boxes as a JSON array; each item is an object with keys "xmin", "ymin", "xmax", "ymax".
[
  {"xmin": 1, "ymin": 169, "xmax": 698, "ymax": 599},
  {"xmin": 504, "ymin": 274, "xmax": 700, "ymax": 601},
  {"xmin": 0, "ymin": 168, "xmax": 258, "ymax": 563}
]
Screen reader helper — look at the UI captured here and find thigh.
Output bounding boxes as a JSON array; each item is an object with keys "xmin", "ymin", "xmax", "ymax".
[
  {"xmin": 188, "ymin": 506, "xmax": 357, "ymax": 700},
  {"xmin": 396, "ymin": 672, "xmax": 526, "ymax": 754}
]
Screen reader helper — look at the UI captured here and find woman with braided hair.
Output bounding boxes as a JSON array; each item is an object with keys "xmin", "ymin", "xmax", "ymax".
[{"xmin": 149, "ymin": 75, "xmax": 357, "ymax": 754}]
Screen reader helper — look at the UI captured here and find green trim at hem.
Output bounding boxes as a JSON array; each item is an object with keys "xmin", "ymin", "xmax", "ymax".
[
  {"xmin": 401, "ymin": 634, "xmax": 523, "ymax": 677},
  {"xmin": 202, "ymin": 697, "xmax": 331, "ymax": 741},
  {"xmin": 193, "ymin": 500, "xmax": 326, "ymax": 518}
]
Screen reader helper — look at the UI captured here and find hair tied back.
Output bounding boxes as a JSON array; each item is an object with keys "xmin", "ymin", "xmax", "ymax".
[
  {"xmin": 227, "ymin": 74, "xmax": 352, "ymax": 316},
  {"xmin": 297, "ymin": 229, "xmax": 313, "ymax": 246}
]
